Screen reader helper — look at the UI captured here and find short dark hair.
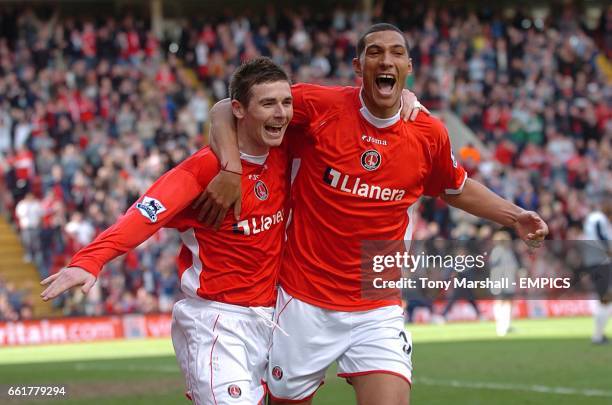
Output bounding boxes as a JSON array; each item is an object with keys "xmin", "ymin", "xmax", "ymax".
[
  {"xmin": 356, "ymin": 23, "xmax": 409, "ymax": 57},
  {"xmin": 229, "ymin": 57, "xmax": 290, "ymax": 106}
]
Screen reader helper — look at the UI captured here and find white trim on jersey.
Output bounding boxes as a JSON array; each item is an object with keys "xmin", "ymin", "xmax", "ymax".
[
  {"xmin": 358, "ymin": 88, "xmax": 402, "ymax": 129},
  {"xmin": 403, "ymin": 202, "xmax": 418, "ymax": 252},
  {"xmin": 284, "ymin": 158, "xmax": 302, "ymax": 238},
  {"xmin": 240, "ymin": 151, "xmax": 268, "ymax": 165},
  {"xmin": 444, "ymin": 172, "xmax": 468, "ymax": 195},
  {"xmin": 290, "ymin": 158, "xmax": 301, "ymax": 185},
  {"xmin": 179, "ymin": 228, "xmax": 203, "ymax": 299}
]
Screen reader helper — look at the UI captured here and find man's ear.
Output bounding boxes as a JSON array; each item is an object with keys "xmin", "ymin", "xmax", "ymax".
[
  {"xmin": 352, "ymin": 57, "xmax": 363, "ymax": 78},
  {"xmin": 231, "ymin": 99, "xmax": 245, "ymax": 119},
  {"xmin": 407, "ymin": 57, "xmax": 413, "ymax": 75}
]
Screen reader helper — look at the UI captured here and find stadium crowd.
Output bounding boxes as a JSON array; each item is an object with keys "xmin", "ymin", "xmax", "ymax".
[{"xmin": 0, "ymin": 3, "xmax": 610, "ymax": 318}]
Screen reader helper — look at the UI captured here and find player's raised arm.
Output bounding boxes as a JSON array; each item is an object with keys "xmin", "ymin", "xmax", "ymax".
[
  {"xmin": 194, "ymin": 99, "xmax": 243, "ymax": 227},
  {"xmin": 442, "ymin": 179, "xmax": 548, "ymax": 247},
  {"xmin": 41, "ymin": 168, "xmax": 206, "ymax": 301}
]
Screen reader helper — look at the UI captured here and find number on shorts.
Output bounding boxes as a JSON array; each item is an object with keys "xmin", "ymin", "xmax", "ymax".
[{"xmin": 399, "ymin": 331, "xmax": 412, "ymax": 356}]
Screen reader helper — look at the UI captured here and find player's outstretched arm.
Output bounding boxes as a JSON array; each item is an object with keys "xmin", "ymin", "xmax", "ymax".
[
  {"xmin": 39, "ymin": 167, "xmax": 206, "ymax": 303},
  {"xmin": 193, "ymin": 99, "xmax": 242, "ymax": 228},
  {"xmin": 442, "ymin": 178, "xmax": 548, "ymax": 247},
  {"xmin": 40, "ymin": 267, "xmax": 96, "ymax": 301}
]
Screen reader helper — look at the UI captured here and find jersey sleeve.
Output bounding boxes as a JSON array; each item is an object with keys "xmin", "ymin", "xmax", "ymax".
[
  {"xmin": 290, "ymin": 83, "xmax": 313, "ymax": 128},
  {"xmin": 69, "ymin": 168, "xmax": 205, "ymax": 276},
  {"xmin": 290, "ymin": 83, "xmax": 347, "ymax": 131},
  {"xmin": 423, "ymin": 121, "xmax": 468, "ymax": 197}
]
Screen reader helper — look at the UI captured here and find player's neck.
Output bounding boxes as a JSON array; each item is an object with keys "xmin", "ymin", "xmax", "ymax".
[
  {"xmin": 360, "ymin": 89, "xmax": 402, "ymax": 119},
  {"xmin": 359, "ymin": 88, "xmax": 403, "ymax": 128},
  {"xmin": 237, "ymin": 125, "xmax": 269, "ymax": 157}
]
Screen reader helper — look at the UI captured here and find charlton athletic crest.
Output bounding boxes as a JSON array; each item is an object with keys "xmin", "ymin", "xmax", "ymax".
[
  {"xmin": 227, "ymin": 384, "xmax": 242, "ymax": 398},
  {"xmin": 361, "ymin": 149, "xmax": 381, "ymax": 171},
  {"xmin": 272, "ymin": 366, "xmax": 283, "ymax": 380},
  {"xmin": 254, "ymin": 180, "xmax": 269, "ymax": 201}
]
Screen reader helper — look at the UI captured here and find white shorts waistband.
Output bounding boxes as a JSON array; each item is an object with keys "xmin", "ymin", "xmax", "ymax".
[{"xmin": 181, "ymin": 297, "xmax": 274, "ymax": 321}]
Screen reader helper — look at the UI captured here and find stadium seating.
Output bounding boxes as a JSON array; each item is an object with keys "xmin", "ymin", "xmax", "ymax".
[{"xmin": 0, "ymin": 3, "xmax": 609, "ymax": 318}]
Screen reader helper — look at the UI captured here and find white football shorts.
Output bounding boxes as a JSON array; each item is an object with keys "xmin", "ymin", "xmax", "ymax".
[
  {"xmin": 171, "ymin": 298, "xmax": 274, "ymax": 404},
  {"xmin": 267, "ymin": 287, "xmax": 412, "ymax": 401}
]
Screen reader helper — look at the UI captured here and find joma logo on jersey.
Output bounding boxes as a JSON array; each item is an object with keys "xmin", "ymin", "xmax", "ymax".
[
  {"xmin": 232, "ymin": 209, "xmax": 284, "ymax": 236},
  {"xmin": 323, "ymin": 167, "xmax": 405, "ymax": 201},
  {"xmin": 136, "ymin": 196, "xmax": 167, "ymax": 223},
  {"xmin": 361, "ymin": 134, "xmax": 387, "ymax": 146}
]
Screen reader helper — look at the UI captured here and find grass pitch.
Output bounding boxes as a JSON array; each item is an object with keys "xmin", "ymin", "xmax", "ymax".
[{"xmin": 0, "ymin": 317, "xmax": 610, "ymax": 404}]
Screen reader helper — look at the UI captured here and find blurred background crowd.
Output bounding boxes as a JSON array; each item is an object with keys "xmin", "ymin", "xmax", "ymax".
[{"xmin": 0, "ymin": 1, "xmax": 610, "ymax": 319}]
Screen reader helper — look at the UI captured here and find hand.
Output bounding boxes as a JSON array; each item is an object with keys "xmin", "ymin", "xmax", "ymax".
[
  {"xmin": 40, "ymin": 267, "xmax": 96, "ymax": 301},
  {"xmin": 192, "ymin": 170, "xmax": 242, "ymax": 229},
  {"xmin": 401, "ymin": 89, "xmax": 430, "ymax": 121},
  {"xmin": 513, "ymin": 211, "xmax": 548, "ymax": 248}
]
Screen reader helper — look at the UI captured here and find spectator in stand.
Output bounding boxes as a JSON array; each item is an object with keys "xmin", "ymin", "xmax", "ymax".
[
  {"xmin": 459, "ymin": 142, "xmax": 481, "ymax": 176},
  {"xmin": 0, "ymin": 277, "xmax": 28, "ymax": 321},
  {"xmin": 40, "ymin": 188, "xmax": 65, "ymax": 277},
  {"xmin": 9, "ymin": 145, "xmax": 35, "ymax": 200},
  {"xmin": 0, "ymin": 108, "xmax": 11, "ymax": 154},
  {"xmin": 64, "ymin": 212, "xmax": 95, "ymax": 252},
  {"xmin": 0, "ymin": 290, "xmax": 18, "ymax": 321},
  {"xmin": 156, "ymin": 250, "xmax": 179, "ymax": 313},
  {"xmin": 189, "ymin": 88, "xmax": 210, "ymax": 136},
  {"xmin": 15, "ymin": 192, "xmax": 43, "ymax": 266}
]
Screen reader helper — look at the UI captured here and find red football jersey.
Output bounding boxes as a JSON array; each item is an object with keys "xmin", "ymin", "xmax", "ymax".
[
  {"xmin": 282, "ymin": 84, "xmax": 467, "ymax": 311},
  {"xmin": 70, "ymin": 146, "xmax": 289, "ymax": 307}
]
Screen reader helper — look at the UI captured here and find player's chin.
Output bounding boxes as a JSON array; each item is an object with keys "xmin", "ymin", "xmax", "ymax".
[
  {"xmin": 262, "ymin": 133, "xmax": 284, "ymax": 147},
  {"xmin": 372, "ymin": 84, "xmax": 401, "ymax": 104}
]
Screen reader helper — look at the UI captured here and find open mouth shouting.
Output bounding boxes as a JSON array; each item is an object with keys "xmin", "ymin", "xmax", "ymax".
[
  {"xmin": 264, "ymin": 123, "xmax": 285, "ymax": 137},
  {"xmin": 375, "ymin": 73, "xmax": 397, "ymax": 96}
]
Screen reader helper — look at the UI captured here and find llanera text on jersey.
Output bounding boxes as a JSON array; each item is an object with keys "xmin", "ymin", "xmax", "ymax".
[
  {"xmin": 324, "ymin": 167, "xmax": 405, "ymax": 201},
  {"xmin": 232, "ymin": 209, "xmax": 285, "ymax": 236}
]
